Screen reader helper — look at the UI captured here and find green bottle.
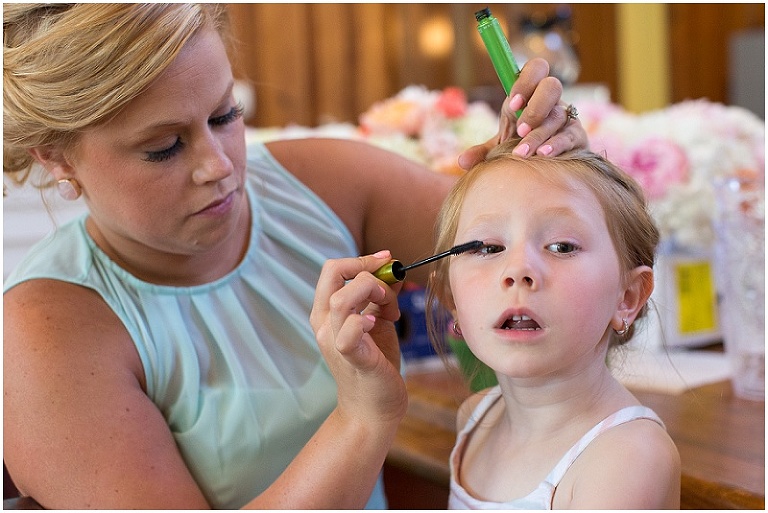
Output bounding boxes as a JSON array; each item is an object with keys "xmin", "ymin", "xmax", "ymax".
[{"xmin": 475, "ymin": 7, "xmax": 524, "ymax": 119}]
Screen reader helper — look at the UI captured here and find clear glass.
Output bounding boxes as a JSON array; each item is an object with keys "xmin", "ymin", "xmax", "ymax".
[{"xmin": 713, "ymin": 176, "xmax": 765, "ymax": 400}]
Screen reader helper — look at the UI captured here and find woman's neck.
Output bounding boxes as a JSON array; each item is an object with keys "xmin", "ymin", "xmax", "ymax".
[{"xmin": 84, "ymin": 202, "xmax": 251, "ymax": 287}]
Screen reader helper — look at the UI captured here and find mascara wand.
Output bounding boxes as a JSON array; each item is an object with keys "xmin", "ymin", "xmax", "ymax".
[{"xmin": 373, "ymin": 240, "xmax": 483, "ymax": 285}]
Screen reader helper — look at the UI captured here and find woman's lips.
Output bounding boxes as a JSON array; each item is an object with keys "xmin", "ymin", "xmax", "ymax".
[{"xmin": 195, "ymin": 191, "xmax": 235, "ymax": 216}]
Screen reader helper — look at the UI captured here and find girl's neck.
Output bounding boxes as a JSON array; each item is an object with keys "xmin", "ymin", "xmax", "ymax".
[{"xmin": 495, "ymin": 363, "xmax": 637, "ymax": 441}]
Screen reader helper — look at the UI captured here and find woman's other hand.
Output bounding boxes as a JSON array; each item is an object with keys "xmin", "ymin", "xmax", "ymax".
[{"xmin": 458, "ymin": 57, "xmax": 588, "ymax": 169}]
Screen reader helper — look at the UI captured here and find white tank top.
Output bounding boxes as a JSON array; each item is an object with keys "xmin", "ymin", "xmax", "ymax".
[{"xmin": 449, "ymin": 386, "xmax": 665, "ymax": 509}]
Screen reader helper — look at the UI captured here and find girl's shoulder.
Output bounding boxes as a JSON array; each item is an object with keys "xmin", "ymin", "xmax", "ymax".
[
  {"xmin": 555, "ymin": 413, "xmax": 681, "ymax": 508},
  {"xmin": 456, "ymin": 387, "xmax": 502, "ymax": 432}
]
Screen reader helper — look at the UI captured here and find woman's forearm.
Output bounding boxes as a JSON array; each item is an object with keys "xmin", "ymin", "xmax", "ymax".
[{"xmin": 244, "ymin": 407, "xmax": 401, "ymax": 509}]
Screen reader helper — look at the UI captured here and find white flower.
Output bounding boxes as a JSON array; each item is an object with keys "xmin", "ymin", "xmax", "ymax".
[{"xmin": 582, "ymin": 99, "xmax": 765, "ymax": 249}]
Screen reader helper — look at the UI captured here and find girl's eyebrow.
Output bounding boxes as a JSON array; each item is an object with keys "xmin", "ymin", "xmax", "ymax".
[
  {"xmin": 468, "ymin": 205, "xmax": 588, "ymax": 224},
  {"xmin": 460, "ymin": 205, "xmax": 597, "ymax": 240}
]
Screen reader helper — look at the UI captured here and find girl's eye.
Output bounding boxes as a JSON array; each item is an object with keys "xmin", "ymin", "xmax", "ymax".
[
  {"xmin": 471, "ymin": 243, "xmax": 505, "ymax": 255},
  {"xmin": 547, "ymin": 241, "xmax": 580, "ymax": 254},
  {"xmin": 210, "ymin": 103, "xmax": 244, "ymax": 127},
  {"xmin": 144, "ymin": 138, "xmax": 184, "ymax": 163}
]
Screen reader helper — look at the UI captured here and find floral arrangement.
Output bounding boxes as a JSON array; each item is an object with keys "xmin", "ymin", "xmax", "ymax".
[
  {"xmin": 357, "ymin": 90, "xmax": 766, "ymax": 249},
  {"xmin": 578, "ymin": 99, "xmax": 765, "ymax": 249},
  {"xmin": 247, "ymin": 86, "xmax": 764, "ymax": 249},
  {"xmin": 246, "ymin": 85, "xmax": 498, "ymax": 176},
  {"xmin": 358, "ymin": 85, "xmax": 498, "ymax": 175}
]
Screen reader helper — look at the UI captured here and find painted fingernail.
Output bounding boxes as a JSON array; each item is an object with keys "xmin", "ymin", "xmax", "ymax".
[
  {"xmin": 516, "ymin": 122, "xmax": 531, "ymax": 138},
  {"xmin": 537, "ymin": 144, "xmax": 553, "ymax": 156},
  {"xmin": 513, "ymin": 143, "xmax": 530, "ymax": 157},
  {"xmin": 509, "ymin": 93, "xmax": 525, "ymax": 112}
]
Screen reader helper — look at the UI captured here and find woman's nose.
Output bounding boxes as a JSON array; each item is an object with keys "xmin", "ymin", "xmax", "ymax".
[{"xmin": 192, "ymin": 133, "xmax": 234, "ymax": 184}]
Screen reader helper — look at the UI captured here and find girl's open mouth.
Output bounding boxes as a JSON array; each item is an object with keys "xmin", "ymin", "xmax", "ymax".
[{"xmin": 499, "ymin": 314, "xmax": 542, "ymax": 331}]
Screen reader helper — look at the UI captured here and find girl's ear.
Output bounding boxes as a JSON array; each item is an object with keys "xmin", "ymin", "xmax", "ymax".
[
  {"xmin": 612, "ymin": 266, "xmax": 654, "ymax": 331},
  {"xmin": 28, "ymin": 146, "xmax": 76, "ymax": 181}
]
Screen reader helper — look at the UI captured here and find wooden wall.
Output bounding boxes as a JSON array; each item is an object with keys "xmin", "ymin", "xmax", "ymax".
[
  {"xmin": 669, "ymin": 3, "xmax": 764, "ymax": 104},
  {"xmin": 226, "ymin": 3, "xmax": 764, "ymax": 128}
]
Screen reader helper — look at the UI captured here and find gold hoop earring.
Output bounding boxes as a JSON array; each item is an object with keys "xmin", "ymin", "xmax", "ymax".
[
  {"xmin": 56, "ymin": 178, "xmax": 82, "ymax": 201},
  {"xmin": 615, "ymin": 318, "xmax": 630, "ymax": 337}
]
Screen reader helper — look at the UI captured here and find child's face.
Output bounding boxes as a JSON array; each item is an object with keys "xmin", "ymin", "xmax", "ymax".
[{"xmin": 449, "ymin": 162, "xmax": 626, "ymax": 380}]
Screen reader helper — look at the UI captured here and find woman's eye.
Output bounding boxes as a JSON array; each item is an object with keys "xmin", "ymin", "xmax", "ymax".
[
  {"xmin": 144, "ymin": 138, "xmax": 184, "ymax": 163},
  {"xmin": 210, "ymin": 103, "xmax": 244, "ymax": 127},
  {"xmin": 547, "ymin": 241, "xmax": 580, "ymax": 254}
]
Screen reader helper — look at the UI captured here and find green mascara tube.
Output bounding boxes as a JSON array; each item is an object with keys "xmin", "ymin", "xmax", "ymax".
[{"xmin": 475, "ymin": 7, "xmax": 523, "ymax": 117}]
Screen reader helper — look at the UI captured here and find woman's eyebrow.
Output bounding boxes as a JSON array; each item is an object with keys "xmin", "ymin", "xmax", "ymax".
[{"xmin": 129, "ymin": 80, "xmax": 236, "ymax": 143}]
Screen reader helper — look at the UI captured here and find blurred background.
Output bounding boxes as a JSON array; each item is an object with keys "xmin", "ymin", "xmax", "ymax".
[{"xmin": 226, "ymin": 3, "xmax": 765, "ymax": 127}]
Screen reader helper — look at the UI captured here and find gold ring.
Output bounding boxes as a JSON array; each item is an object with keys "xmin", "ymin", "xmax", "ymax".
[{"xmin": 565, "ymin": 103, "xmax": 579, "ymax": 121}]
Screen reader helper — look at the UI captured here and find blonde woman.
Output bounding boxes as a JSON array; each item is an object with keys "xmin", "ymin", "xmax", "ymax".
[{"xmin": 4, "ymin": 4, "xmax": 586, "ymax": 509}]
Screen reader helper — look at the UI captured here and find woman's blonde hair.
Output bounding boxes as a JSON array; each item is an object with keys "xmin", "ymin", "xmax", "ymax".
[
  {"xmin": 426, "ymin": 140, "xmax": 660, "ymax": 351},
  {"xmin": 3, "ymin": 3, "xmax": 231, "ymax": 187}
]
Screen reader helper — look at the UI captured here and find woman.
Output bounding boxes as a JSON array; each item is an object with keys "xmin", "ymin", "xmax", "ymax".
[{"xmin": 3, "ymin": 4, "xmax": 587, "ymax": 509}]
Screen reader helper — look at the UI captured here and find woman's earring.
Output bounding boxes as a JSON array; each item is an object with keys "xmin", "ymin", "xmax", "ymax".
[
  {"xmin": 56, "ymin": 178, "xmax": 82, "ymax": 201},
  {"xmin": 452, "ymin": 320, "xmax": 463, "ymax": 337},
  {"xmin": 615, "ymin": 318, "xmax": 630, "ymax": 337}
]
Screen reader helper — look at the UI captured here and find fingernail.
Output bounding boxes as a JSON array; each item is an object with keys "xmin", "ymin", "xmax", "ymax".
[
  {"xmin": 509, "ymin": 93, "xmax": 525, "ymax": 112},
  {"xmin": 537, "ymin": 144, "xmax": 553, "ymax": 156},
  {"xmin": 457, "ymin": 153, "xmax": 470, "ymax": 170},
  {"xmin": 516, "ymin": 122, "xmax": 531, "ymax": 138},
  {"xmin": 372, "ymin": 250, "xmax": 390, "ymax": 258},
  {"xmin": 513, "ymin": 143, "xmax": 530, "ymax": 157},
  {"xmin": 364, "ymin": 314, "xmax": 376, "ymax": 324}
]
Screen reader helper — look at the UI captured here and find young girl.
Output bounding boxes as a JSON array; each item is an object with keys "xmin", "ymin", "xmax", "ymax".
[{"xmin": 426, "ymin": 141, "xmax": 681, "ymax": 509}]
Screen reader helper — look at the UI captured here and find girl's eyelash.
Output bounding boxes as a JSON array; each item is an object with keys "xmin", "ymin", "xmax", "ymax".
[
  {"xmin": 143, "ymin": 103, "xmax": 244, "ymax": 163},
  {"xmin": 547, "ymin": 241, "xmax": 581, "ymax": 254},
  {"xmin": 470, "ymin": 243, "xmax": 505, "ymax": 255},
  {"xmin": 467, "ymin": 242, "xmax": 580, "ymax": 256}
]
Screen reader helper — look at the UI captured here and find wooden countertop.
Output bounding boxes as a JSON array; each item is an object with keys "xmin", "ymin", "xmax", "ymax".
[{"xmin": 387, "ymin": 366, "xmax": 765, "ymax": 510}]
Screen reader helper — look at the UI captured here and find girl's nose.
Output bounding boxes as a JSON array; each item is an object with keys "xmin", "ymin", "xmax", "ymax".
[{"xmin": 501, "ymin": 245, "xmax": 539, "ymax": 290}]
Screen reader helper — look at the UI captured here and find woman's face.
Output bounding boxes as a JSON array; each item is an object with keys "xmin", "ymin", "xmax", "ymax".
[
  {"xmin": 449, "ymin": 163, "xmax": 627, "ymax": 382},
  {"xmin": 63, "ymin": 26, "xmax": 247, "ymax": 270}
]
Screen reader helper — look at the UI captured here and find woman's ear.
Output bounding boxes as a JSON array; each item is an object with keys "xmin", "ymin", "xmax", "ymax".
[
  {"xmin": 612, "ymin": 266, "xmax": 654, "ymax": 331},
  {"xmin": 28, "ymin": 146, "xmax": 75, "ymax": 181}
]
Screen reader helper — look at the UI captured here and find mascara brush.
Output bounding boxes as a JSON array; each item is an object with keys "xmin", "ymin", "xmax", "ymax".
[{"xmin": 373, "ymin": 240, "xmax": 483, "ymax": 285}]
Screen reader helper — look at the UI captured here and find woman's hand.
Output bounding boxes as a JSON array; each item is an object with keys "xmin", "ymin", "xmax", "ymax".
[
  {"xmin": 458, "ymin": 57, "xmax": 588, "ymax": 169},
  {"xmin": 310, "ymin": 251, "xmax": 407, "ymax": 425},
  {"xmin": 255, "ymin": 251, "xmax": 409, "ymax": 508}
]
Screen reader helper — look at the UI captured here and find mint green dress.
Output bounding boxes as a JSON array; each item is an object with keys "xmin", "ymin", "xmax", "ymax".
[{"xmin": 4, "ymin": 142, "xmax": 387, "ymax": 509}]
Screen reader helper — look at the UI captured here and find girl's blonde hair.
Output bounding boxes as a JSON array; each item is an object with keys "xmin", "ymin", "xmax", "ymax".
[
  {"xmin": 3, "ymin": 3, "xmax": 231, "ymax": 187},
  {"xmin": 427, "ymin": 141, "xmax": 660, "ymax": 351}
]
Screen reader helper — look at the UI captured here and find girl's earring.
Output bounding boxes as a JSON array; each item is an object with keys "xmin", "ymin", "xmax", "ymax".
[
  {"xmin": 452, "ymin": 320, "xmax": 463, "ymax": 338},
  {"xmin": 614, "ymin": 318, "xmax": 630, "ymax": 337},
  {"xmin": 57, "ymin": 178, "xmax": 82, "ymax": 201}
]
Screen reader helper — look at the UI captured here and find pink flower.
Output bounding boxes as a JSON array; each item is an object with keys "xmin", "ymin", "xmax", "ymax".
[
  {"xmin": 359, "ymin": 98, "xmax": 426, "ymax": 137},
  {"xmin": 621, "ymin": 137, "xmax": 689, "ymax": 200},
  {"xmin": 577, "ymin": 101, "xmax": 627, "ymax": 135},
  {"xmin": 435, "ymin": 87, "xmax": 467, "ymax": 118}
]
